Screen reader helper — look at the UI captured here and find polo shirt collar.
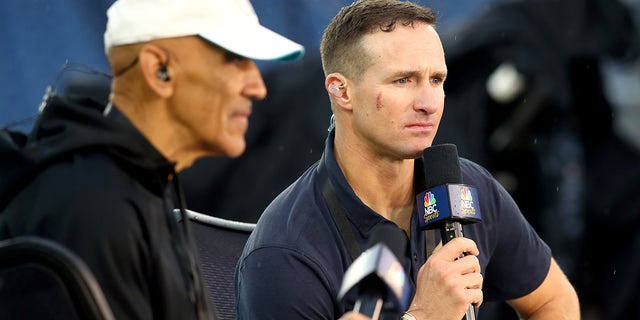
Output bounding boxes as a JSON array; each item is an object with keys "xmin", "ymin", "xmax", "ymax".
[{"xmin": 319, "ymin": 129, "xmax": 427, "ymax": 239}]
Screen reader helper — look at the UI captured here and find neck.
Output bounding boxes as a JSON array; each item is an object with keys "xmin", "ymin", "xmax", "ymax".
[
  {"xmin": 333, "ymin": 131, "xmax": 415, "ymax": 233},
  {"xmin": 111, "ymin": 95, "xmax": 202, "ymax": 173}
]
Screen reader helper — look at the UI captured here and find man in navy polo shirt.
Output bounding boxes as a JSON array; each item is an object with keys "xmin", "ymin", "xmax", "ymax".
[{"xmin": 235, "ymin": 1, "xmax": 580, "ymax": 319}]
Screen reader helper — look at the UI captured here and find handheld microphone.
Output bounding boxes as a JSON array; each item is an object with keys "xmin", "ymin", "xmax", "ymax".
[
  {"xmin": 338, "ymin": 224, "xmax": 410, "ymax": 320},
  {"xmin": 416, "ymin": 144, "xmax": 482, "ymax": 320}
]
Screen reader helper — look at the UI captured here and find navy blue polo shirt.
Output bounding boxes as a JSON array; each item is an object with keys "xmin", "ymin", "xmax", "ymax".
[{"xmin": 235, "ymin": 130, "xmax": 551, "ymax": 319}]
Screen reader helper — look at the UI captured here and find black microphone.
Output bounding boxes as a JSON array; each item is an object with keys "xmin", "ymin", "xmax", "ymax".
[
  {"xmin": 416, "ymin": 144, "xmax": 482, "ymax": 320},
  {"xmin": 338, "ymin": 223, "xmax": 410, "ymax": 320}
]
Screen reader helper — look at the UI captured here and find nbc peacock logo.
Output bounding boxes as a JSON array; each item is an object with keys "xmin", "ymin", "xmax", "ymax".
[
  {"xmin": 423, "ymin": 191, "xmax": 439, "ymax": 222},
  {"xmin": 459, "ymin": 186, "xmax": 476, "ymax": 216},
  {"xmin": 461, "ymin": 187, "xmax": 473, "ymax": 201},
  {"xmin": 424, "ymin": 191, "xmax": 436, "ymax": 207}
]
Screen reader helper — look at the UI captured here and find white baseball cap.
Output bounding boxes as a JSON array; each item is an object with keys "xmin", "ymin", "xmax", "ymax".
[{"xmin": 104, "ymin": 0, "xmax": 305, "ymax": 61}]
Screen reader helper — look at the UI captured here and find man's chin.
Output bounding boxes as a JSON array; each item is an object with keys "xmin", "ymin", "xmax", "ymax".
[
  {"xmin": 221, "ymin": 141, "xmax": 246, "ymax": 158},
  {"xmin": 407, "ymin": 143, "xmax": 434, "ymax": 159}
]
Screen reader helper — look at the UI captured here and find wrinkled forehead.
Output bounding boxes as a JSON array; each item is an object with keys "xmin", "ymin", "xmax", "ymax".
[{"xmin": 360, "ymin": 23, "xmax": 445, "ymax": 71}]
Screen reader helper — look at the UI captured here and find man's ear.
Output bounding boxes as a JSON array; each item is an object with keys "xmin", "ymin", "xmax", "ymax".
[
  {"xmin": 325, "ymin": 73, "xmax": 351, "ymax": 110},
  {"xmin": 138, "ymin": 44, "xmax": 174, "ymax": 98}
]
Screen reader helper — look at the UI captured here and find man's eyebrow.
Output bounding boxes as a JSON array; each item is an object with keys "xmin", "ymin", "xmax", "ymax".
[
  {"xmin": 389, "ymin": 70, "xmax": 420, "ymax": 79},
  {"xmin": 388, "ymin": 70, "xmax": 448, "ymax": 80},
  {"xmin": 432, "ymin": 71, "xmax": 447, "ymax": 80}
]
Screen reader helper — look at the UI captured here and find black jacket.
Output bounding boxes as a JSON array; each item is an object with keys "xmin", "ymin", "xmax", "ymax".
[{"xmin": 0, "ymin": 96, "xmax": 212, "ymax": 319}]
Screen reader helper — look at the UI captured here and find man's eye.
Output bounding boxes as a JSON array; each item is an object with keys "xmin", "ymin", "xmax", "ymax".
[
  {"xmin": 395, "ymin": 77, "xmax": 408, "ymax": 84},
  {"xmin": 224, "ymin": 51, "xmax": 246, "ymax": 63}
]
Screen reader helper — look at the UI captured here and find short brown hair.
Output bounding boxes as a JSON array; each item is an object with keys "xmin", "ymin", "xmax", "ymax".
[{"xmin": 320, "ymin": 0, "xmax": 436, "ymax": 79}]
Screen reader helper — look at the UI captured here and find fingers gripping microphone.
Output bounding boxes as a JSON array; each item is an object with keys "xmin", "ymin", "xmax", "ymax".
[
  {"xmin": 417, "ymin": 144, "xmax": 482, "ymax": 320},
  {"xmin": 338, "ymin": 224, "xmax": 410, "ymax": 320}
]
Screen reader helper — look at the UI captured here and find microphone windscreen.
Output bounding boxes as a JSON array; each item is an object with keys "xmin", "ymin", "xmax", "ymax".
[
  {"xmin": 422, "ymin": 144, "xmax": 463, "ymax": 188},
  {"xmin": 367, "ymin": 223, "xmax": 407, "ymax": 260}
]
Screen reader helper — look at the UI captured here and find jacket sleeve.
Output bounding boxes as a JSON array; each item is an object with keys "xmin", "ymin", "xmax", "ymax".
[
  {"xmin": 67, "ymin": 193, "xmax": 154, "ymax": 319},
  {"xmin": 14, "ymin": 177, "xmax": 155, "ymax": 320}
]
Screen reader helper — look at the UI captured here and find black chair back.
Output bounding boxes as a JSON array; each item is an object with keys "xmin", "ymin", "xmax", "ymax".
[
  {"xmin": 178, "ymin": 209, "xmax": 255, "ymax": 320},
  {"xmin": 0, "ymin": 236, "xmax": 114, "ymax": 320}
]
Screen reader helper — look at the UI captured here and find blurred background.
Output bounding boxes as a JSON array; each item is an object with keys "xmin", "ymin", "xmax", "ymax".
[{"xmin": 1, "ymin": 0, "xmax": 639, "ymax": 319}]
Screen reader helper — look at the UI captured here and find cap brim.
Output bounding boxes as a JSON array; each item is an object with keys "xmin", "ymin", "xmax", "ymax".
[{"xmin": 199, "ymin": 25, "xmax": 305, "ymax": 62}]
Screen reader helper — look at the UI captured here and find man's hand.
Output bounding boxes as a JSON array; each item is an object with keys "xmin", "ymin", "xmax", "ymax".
[
  {"xmin": 408, "ymin": 237, "xmax": 483, "ymax": 320},
  {"xmin": 338, "ymin": 311, "xmax": 371, "ymax": 320}
]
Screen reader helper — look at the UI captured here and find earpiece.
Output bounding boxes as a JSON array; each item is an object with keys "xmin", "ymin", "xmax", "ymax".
[
  {"xmin": 157, "ymin": 65, "xmax": 170, "ymax": 81},
  {"xmin": 329, "ymin": 82, "xmax": 343, "ymax": 95}
]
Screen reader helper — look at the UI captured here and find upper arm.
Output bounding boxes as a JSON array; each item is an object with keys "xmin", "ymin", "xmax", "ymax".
[
  {"xmin": 507, "ymin": 258, "xmax": 580, "ymax": 319},
  {"xmin": 236, "ymin": 246, "xmax": 339, "ymax": 320}
]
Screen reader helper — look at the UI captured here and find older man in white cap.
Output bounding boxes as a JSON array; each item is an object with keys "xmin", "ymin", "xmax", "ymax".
[{"xmin": 0, "ymin": 0, "xmax": 303, "ymax": 319}]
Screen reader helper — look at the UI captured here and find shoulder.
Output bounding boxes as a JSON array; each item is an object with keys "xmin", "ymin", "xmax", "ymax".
[
  {"xmin": 459, "ymin": 158, "xmax": 493, "ymax": 186},
  {"xmin": 459, "ymin": 157, "xmax": 513, "ymax": 205},
  {"xmin": 249, "ymin": 164, "xmax": 338, "ymax": 256},
  {"xmin": 40, "ymin": 150, "xmax": 158, "ymax": 201},
  {"xmin": 240, "ymin": 161, "xmax": 350, "ymax": 284},
  {"xmin": 11, "ymin": 151, "xmax": 154, "ymax": 236}
]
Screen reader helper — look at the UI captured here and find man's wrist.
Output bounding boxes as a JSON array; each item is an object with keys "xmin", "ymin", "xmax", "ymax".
[{"xmin": 401, "ymin": 311, "xmax": 417, "ymax": 320}]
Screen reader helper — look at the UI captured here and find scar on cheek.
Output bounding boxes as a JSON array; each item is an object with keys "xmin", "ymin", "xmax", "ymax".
[{"xmin": 376, "ymin": 92, "xmax": 383, "ymax": 110}]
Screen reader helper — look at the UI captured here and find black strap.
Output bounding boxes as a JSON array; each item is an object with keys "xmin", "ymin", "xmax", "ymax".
[
  {"xmin": 321, "ymin": 169, "xmax": 436, "ymax": 262},
  {"xmin": 321, "ymin": 176, "xmax": 361, "ymax": 261}
]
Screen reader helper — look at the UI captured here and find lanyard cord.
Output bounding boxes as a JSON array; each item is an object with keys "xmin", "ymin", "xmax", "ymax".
[{"xmin": 170, "ymin": 174, "xmax": 213, "ymax": 320}]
